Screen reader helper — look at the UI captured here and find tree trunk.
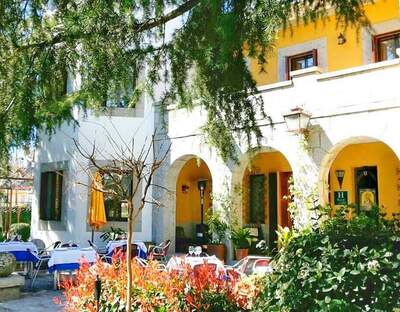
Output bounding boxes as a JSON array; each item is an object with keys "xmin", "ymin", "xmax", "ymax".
[{"xmin": 126, "ymin": 200, "xmax": 133, "ymax": 312}]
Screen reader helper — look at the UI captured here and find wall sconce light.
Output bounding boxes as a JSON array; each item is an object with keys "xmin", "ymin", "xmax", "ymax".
[
  {"xmin": 335, "ymin": 170, "xmax": 345, "ymax": 189},
  {"xmin": 181, "ymin": 184, "xmax": 190, "ymax": 194},
  {"xmin": 197, "ymin": 179, "xmax": 207, "ymax": 192},
  {"xmin": 283, "ymin": 107, "xmax": 312, "ymax": 133},
  {"xmin": 197, "ymin": 179, "xmax": 208, "ymax": 226},
  {"xmin": 337, "ymin": 33, "xmax": 346, "ymax": 45}
]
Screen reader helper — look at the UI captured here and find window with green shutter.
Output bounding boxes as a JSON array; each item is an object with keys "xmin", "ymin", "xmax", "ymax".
[
  {"xmin": 39, "ymin": 171, "xmax": 63, "ymax": 221},
  {"xmin": 249, "ymin": 174, "xmax": 265, "ymax": 224}
]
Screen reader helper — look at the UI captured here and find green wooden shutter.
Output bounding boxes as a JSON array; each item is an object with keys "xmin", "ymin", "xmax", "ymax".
[
  {"xmin": 48, "ymin": 172, "xmax": 56, "ymax": 220},
  {"xmin": 39, "ymin": 171, "xmax": 63, "ymax": 221},
  {"xmin": 53, "ymin": 171, "xmax": 63, "ymax": 221},
  {"xmin": 39, "ymin": 172, "xmax": 49, "ymax": 220},
  {"xmin": 249, "ymin": 174, "xmax": 265, "ymax": 224},
  {"xmin": 268, "ymin": 172, "xmax": 278, "ymax": 251}
]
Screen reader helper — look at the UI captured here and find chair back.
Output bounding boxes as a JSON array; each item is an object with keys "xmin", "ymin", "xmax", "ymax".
[
  {"xmin": 253, "ymin": 258, "xmax": 270, "ymax": 268},
  {"xmin": 87, "ymin": 240, "xmax": 97, "ymax": 250},
  {"xmin": 252, "ymin": 258, "xmax": 271, "ymax": 274},
  {"xmin": 161, "ymin": 240, "xmax": 171, "ymax": 255},
  {"xmin": 116, "ymin": 243, "xmax": 139, "ymax": 258},
  {"xmin": 31, "ymin": 239, "xmax": 46, "ymax": 252},
  {"xmin": 61, "ymin": 242, "xmax": 79, "ymax": 248},
  {"xmin": 53, "ymin": 241, "xmax": 61, "ymax": 249}
]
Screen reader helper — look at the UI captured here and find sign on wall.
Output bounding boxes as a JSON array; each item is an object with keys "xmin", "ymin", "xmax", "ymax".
[
  {"xmin": 359, "ymin": 188, "xmax": 376, "ymax": 211},
  {"xmin": 334, "ymin": 191, "xmax": 348, "ymax": 206}
]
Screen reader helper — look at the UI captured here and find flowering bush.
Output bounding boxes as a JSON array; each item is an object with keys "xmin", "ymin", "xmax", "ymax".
[
  {"xmin": 61, "ymin": 252, "xmax": 254, "ymax": 311},
  {"xmin": 234, "ymin": 275, "xmax": 264, "ymax": 310},
  {"xmin": 253, "ymin": 206, "xmax": 400, "ymax": 311}
]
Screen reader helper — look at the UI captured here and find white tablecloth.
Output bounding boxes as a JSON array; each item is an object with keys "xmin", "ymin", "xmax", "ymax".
[
  {"xmin": 106, "ymin": 240, "xmax": 147, "ymax": 254},
  {"xmin": 0, "ymin": 242, "xmax": 38, "ymax": 254},
  {"xmin": 48, "ymin": 247, "xmax": 97, "ymax": 272},
  {"xmin": 166, "ymin": 256, "xmax": 225, "ymax": 272}
]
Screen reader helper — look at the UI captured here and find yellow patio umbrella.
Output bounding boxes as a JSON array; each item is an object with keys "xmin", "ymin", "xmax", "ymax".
[{"xmin": 89, "ymin": 172, "xmax": 107, "ymax": 241}]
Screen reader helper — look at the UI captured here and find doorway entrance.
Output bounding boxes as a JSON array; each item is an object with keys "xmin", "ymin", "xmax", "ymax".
[{"xmin": 243, "ymin": 151, "xmax": 292, "ymax": 251}]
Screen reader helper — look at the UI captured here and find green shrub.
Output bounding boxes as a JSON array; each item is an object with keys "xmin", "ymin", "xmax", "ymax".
[
  {"xmin": 11, "ymin": 209, "xmax": 31, "ymax": 224},
  {"xmin": 253, "ymin": 207, "xmax": 400, "ymax": 311},
  {"xmin": 8, "ymin": 223, "xmax": 30, "ymax": 241}
]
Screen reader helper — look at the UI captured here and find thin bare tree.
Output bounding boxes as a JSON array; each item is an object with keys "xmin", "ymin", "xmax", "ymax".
[{"xmin": 73, "ymin": 130, "xmax": 170, "ymax": 312}]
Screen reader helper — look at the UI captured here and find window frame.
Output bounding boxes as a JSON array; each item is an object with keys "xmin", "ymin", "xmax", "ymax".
[
  {"xmin": 285, "ymin": 49, "xmax": 318, "ymax": 80},
  {"xmin": 39, "ymin": 170, "xmax": 63, "ymax": 221},
  {"xmin": 100, "ymin": 170, "xmax": 134, "ymax": 222},
  {"xmin": 372, "ymin": 30, "xmax": 400, "ymax": 62}
]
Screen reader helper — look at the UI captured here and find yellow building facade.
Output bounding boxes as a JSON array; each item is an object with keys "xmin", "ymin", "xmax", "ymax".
[
  {"xmin": 172, "ymin": 0, "xmax": 400, "ymax": 251},
  {"xmin": 250, "ymin": 0, "xmax": 400, "ymax": 85}
]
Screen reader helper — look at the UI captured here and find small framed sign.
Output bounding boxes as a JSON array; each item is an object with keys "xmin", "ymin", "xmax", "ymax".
[
  {"xmin": 359, "ymin": 188, "xmax": 376, "ymax": 211},
  {"xmin": 334, "ymin": 191, "xmax": 348, "ymax": 206}
]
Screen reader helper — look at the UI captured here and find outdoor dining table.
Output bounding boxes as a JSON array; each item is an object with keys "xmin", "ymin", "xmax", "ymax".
[
  {"xmin": 166, "ymin": 255, "xmax": 225, "ymax": 272},
  {"xmin": 105, "ymin": 240, "xmax": 147, "ymax": 259},
  {"xmin": 48, "ymin": 246, "xmax": 97, "ymax": 289},
  {"xmin": 0, "ymin": 241, "xmax": 39, "ymax": 276},
  {"xmin": 0, "ymin": 241, "xmax": 38, "ymax": 262}
]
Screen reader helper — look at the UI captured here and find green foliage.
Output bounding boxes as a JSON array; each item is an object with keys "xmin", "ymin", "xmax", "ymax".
[
  {"xmin": 0, "ymin": 1, "xmax": 368, "ymax": 164},
  {"xmin": 206, "ymin": 210, "xmax": 229, "ymax": 244},
  {"xmin": 10, "ymin": 209, "xmax": 31, "ymax": 224},
  {"xmin": 8, "ymin": 223, "xmax": 31, "ymax": 241},
  {"xmin": 231, "ymin": 227, "xmax": 251, "ymax": 249},
  {"xmin": 0, "ymin": 232, "xmax": 6, "ymax": 242},
  {"xmin": 253, "ymin": 206, "xmax": 400, "ymax": 311}
]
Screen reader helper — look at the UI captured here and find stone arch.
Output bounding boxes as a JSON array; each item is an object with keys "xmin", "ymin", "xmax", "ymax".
[
  {"xmin": 318, "ymin": 136, "xmax": 400, "ymax": 215},
  {"xmin": 164, "ymin": 154, "xmax": 213, "ymax": 253},
  {"xmin": 231, "ymin": 146, "xmax": 295, "ymax": 249}
]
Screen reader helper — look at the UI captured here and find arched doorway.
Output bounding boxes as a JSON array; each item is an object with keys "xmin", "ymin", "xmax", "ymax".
[
  {"xmin": 320, "ymin": 138, "xmax": 400, "ymax": 217},
  {"xmin": 175, "ymin": 157, "xmax": 212, "ymax": 252},
  {"xmin": 241, "ymin": 149, "xmax": 293, "ymax": 251}
]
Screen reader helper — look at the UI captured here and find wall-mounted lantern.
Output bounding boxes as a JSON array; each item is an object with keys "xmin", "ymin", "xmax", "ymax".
[
  {"xmin": 283, "ymin": 107, "xmax": 312, "ymax": 133},
  {"xmin": 196, "ymin": 179, "xmax": 208, "ymax": 240},
  {"xmin": 337, "ymin": 33, "xmax": 346, "ymax": 45},
  {"xmin": 197, "ymin": 179, "xmax": 207, "ymax": 225},
  {"xmin": 335, "ymin": 170, "xmax": 345, "ymax": 189}
]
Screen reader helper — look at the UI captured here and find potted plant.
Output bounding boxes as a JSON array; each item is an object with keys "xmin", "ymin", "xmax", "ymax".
[
  {"xmin": 231, "ymin": 227, "xmax": 251, "ymax": 260},
  {"xmin": 206, "ymin": 211, "xmax": 228, "ymax": 261}
]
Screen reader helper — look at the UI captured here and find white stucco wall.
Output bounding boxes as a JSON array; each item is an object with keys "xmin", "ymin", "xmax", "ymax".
[{"xmin": 31, "ymin": 102, "xmax": 156, "ymax": 247}]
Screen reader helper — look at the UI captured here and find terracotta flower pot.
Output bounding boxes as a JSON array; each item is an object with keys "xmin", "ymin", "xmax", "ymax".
[
  {"xmin": 207, "ymin": 244, "xmax": 225, "ymax": 262},
  {"xmin": 235, "ymin": 248, "xmax": 249, "ymax": 261}
]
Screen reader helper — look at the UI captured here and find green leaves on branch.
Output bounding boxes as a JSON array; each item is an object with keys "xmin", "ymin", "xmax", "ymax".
[{"xmin": 0, "ymin": 0, "xmax": 368, "ymax": 164}]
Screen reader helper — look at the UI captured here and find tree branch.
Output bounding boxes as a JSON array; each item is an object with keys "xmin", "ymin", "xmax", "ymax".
[
  {"xmin": 134, "ymin": 0, "xmax": 200, "ymax": 32},
  {"xmin": 17, "ymin": 0, "xmax": 200, "ymax": 51}
]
